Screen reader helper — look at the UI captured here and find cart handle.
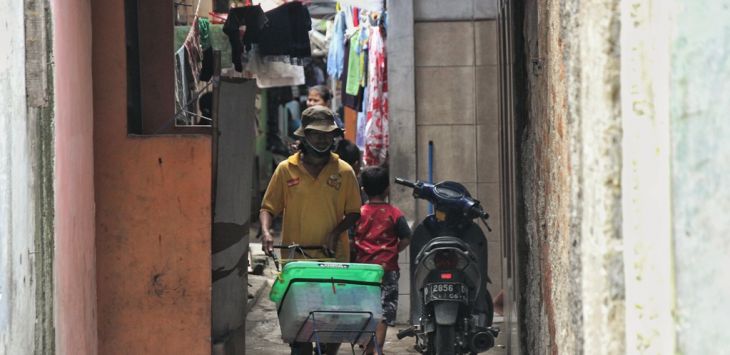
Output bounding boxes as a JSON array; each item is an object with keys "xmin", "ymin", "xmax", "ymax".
[
  {"xmin": 272, "ymin": 244, "xmax": 329, "ymax": 250},
  {"xmin": 272, "ymin": 244, "xmax": 335, "ymax": 259}
]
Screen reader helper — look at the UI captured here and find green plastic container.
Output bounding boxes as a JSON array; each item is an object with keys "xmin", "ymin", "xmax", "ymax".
[
  {"xmin": 269, "ymin": 262, "xmax": 384, "ymax": 303},
  {"xmin": 270, "ymin": 262, "xmax": 385, "ymax": 344}
]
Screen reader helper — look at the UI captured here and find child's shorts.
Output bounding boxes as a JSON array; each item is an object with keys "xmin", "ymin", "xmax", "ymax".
[{"xmin": 381, "ymin": 270, "xmax": 399, "ymax": 326}]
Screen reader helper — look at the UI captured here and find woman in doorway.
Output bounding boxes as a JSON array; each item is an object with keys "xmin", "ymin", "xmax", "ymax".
[{"xmin": 306, "ymin": 85, "xmax": 344, "ymax": 129}]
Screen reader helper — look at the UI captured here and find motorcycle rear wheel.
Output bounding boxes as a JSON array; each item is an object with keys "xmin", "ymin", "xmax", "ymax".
[{"xmin": 430, "ymin": 324, "xmax": 456, "ymax": 355}]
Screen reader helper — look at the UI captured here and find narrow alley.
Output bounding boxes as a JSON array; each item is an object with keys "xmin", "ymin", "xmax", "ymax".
[{"xmin": 2, "ymin": 0, "xmax": 730, "ymax": 354}]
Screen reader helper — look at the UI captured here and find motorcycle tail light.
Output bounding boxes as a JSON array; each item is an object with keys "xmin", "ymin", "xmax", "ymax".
[
  {"xmin": 440, "ymin": 273, "xmax": 453, "ymax": 280},
  {"xmin": 434, "ymin": 250, "xmax": 459, "ymax": 269},
  {"xmin": 433, "ymin": 250, "xmax": 468, "ymax": 270}
]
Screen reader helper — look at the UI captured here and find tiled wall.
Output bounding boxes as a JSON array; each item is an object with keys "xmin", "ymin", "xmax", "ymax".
[{"xmin": 412, "ymin": 19, "xmax": 503, "ymax": 299}]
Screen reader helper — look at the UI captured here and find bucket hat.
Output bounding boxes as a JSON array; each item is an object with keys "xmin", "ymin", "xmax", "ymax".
[{"xmin": 293, "ymin": 105, "xmax": 342, "ymax": 137}]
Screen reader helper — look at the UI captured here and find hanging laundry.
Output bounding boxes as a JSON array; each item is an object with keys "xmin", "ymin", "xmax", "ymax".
[
  {"xmin": 184, "ymin": 17, "xmax": 203, "ymax": 85},
  {"xmin": 358, "ymin": 25, "xmax": 369, "ymax": 88},
  {"xmin": 223, "ymin": 5, "xmax": 267, "ymax": 72},
  {"xmin": 175, "ymin": 47, "xmax": 189, "ymax": 112},
  {"xmin": 342, "ymin": 5, "xmax": 355, "ymax": 31},
  {"xmin": 246, "ymin": 47, "xmax": 306, "ymax": 88},
  {"xmin": 327, "ymin": 11, "xmax": 346, "ymax": 79},
  {"xmin": 198, "ymin": 18, "xmax": 212, "ymax": 50},
  {"xmin": 341, "ymin": 40, "xmax": 365, "ymax": 111},
  {"xmin": 364, "ymin": 25, "xmax": 388, "ymax": 166},
  {"xmin": 338, "ymin": 0, "xmax": 384, "ymax": 12},
  {"xmin": 356, "ymin": 84, "xmax": 369, "ymax": 150},
  {"xmin": 258, "ymin": 2, "xmax": 312, "ymax": 59},
  {"xmin": 345, "ymin": 29, "xmax": 362, "ymax": 96}
]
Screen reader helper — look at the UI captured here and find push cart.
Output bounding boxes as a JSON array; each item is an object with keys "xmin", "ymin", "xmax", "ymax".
[{"xmin": 269, "ymin": 245, "xmax": 385, "ymax": 355}]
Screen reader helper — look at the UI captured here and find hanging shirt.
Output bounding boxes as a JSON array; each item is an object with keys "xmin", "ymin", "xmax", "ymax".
[
  {"xmin": 327, "ymin": 11, "xmax": 346, "ymax": 79},
  {"xmin": 258, "ymin": 2, "xmax": 312, "ymax": 59},
  {"xmin": 223, "ymin": 5, "xmax": 267, "ymax": 71},
  {"xmin": 341, "ymin": 40, "xmax": 365, "ymax": 111},
  {"xmin": 345, "ymin": 29, "xmax": 363, "ymax": 96}
]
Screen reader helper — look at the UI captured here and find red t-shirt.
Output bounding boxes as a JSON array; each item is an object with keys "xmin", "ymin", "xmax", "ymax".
[{"xmin": 354, "ymin": 203, "xmax": 412, "ymax": 271}]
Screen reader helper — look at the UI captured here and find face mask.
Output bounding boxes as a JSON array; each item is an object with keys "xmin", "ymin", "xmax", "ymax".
[{"xmin": 303, "ymin": 137, "xmax": 332, "ymax": 158}]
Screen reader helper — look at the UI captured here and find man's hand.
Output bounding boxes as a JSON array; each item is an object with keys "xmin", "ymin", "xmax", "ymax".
[
  {"xmin": 325, "ymin": 231, "xmax": 338, "ymax": 257},
  {"xmin": 262, "ymin": 229, "xmax": 274, "ymax": 256},
  {"xmin": 259, "ymin": 210, "xmax": 275, "ymax": 256}
]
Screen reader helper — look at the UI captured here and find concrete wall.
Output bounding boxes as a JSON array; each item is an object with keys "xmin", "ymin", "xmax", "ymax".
[
  {"xmin": 92, "ymin": 0, "xmax": 213, "ymax": 353},
  {"xmin": 520, "ymin": 0, "xmax": 624, "ymax": 353},
  {"xmin": 668, "ymin": 1, "xmax": 730, "ymax": 352},
  {"xmin": 51, "ymin": 0, "xmax": 99, "ymax": 353},
  {"xmin": 518, "ymin": 0, "xmax": 730, "ymax": 353},
  {"xmin": 211, "ymin": 79, "xmax": 257, "ymax": 354},
  {"xmin": 0, "ymin": 1, "xmax": 40, "ymax": 353},
  {"xmin": 521, "ymin": 1, "xmax": 577, "ymax": 353}
]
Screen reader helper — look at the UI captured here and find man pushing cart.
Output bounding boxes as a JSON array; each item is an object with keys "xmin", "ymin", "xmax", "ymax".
[{"xmin": 259, "ymin": 106, "xmax": 364, "ymax": 354}]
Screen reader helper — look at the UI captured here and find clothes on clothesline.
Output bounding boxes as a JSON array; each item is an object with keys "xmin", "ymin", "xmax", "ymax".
[
  {"xmin": 198, "ymin": 18, "xmax": 212, "ymax": 49},
  {"xmin": 364, "ymin": 25, "xmax": 388, "ymax": 166},
  {"xmin": 338, "ymin": 0, "xmax": 384, "ymax": 13},
  {"xmin": 340, "ymin": 40, "xmax": 364, "ymax": 111},
  {"xmin": 326, "ymin": 10, "xmax": 346, "ymax": 79},
  {"xmin": 258, "ymin": 2, "xmax": 312, "ymax": 59},
  {"xmin": 184, "ymin": 17, "xmax": 203, "ymax": 85},
  {"xmin": 222, "ymin": 5, "xmax": 267, "ymax": 72},
  {"xmin": 224, "ymin": 3, "xmax": 313, "ymax": 71}
]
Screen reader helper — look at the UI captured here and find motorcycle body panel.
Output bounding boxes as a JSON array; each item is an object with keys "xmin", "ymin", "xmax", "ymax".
[{"xmin": 409, "ymin": 219, "xmax": 492, "ymax": 327}]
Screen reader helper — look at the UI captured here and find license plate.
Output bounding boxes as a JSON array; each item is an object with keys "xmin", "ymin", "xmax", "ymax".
[{"xmin": 425, "ymin": 283, "xmax": 467, "ymax": 302}]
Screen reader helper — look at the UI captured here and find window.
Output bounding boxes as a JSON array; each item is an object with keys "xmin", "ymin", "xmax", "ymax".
[{"xmin": 125, "ymin": 0, "xmax": 212, "ymax": 134}]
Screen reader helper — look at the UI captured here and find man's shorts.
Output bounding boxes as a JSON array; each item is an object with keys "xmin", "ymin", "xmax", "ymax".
[{"xmin": 381, "ymin": 270, "xmax": 399, "ymax": 326}]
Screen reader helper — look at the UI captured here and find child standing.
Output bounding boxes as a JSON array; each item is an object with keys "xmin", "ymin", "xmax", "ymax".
[{"xmin": 354, "ymin": 166, "xmax": 411, "ymax": 354}]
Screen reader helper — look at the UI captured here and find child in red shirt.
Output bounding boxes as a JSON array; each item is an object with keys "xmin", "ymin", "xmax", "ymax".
[{"xmin": 354, "ymin": 166, "xmax": 411, "ymax": 354}]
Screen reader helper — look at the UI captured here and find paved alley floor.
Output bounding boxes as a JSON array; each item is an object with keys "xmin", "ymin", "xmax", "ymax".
[{"xmin": 246, "ymin": 243, "xmax": 508, "ymax": 355}]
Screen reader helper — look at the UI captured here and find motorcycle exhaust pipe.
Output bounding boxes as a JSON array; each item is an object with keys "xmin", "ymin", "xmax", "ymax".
[
  {"xmin": 469, "ymin": 331, "xmax": 495, "ymax": 353},
  {"xmin": 396, "ymin": 326, "xmax": 417, "ymax": 339}
]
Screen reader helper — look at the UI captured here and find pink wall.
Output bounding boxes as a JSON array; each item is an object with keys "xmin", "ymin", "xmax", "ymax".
[
  {"xmin": 52, "ymin": 0, "xmax": 98, "ymax": 354},
  {"xmin": 91, "ymin": 0, "xmax": 212, "ymax": 353}
]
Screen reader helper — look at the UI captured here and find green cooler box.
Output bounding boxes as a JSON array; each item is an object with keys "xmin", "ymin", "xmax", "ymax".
[{"xmin": 270, "ymin": 262, "xmax": 384, "ymax": 345}]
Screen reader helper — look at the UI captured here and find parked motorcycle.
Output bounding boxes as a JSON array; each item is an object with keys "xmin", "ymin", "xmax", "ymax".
[{"xmin": 395, "ymin": 178, "xmax": 499, "ymax": 354}]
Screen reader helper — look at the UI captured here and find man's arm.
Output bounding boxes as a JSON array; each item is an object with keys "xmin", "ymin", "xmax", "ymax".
[
  {"xmin": 326, "ymin": 212, "xmax": 360, "ymax": 253},
  {"xmin": 260, "ymin": 210, "xmax": 275, "ymax": 256}
]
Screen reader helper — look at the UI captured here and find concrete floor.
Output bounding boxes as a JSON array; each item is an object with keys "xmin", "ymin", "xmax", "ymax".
[{"xmin": 245, "ymin": 243, "xmax": 508, "ymax": 355}]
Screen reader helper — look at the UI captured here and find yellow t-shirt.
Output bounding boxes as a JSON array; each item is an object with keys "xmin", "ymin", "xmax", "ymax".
[{"xmin": 261, "ymin": 152, "xmax": 362, "ymax": 261}]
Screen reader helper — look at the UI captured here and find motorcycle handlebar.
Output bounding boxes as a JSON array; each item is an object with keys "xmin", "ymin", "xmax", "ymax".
[{"xmin": 394, "ymin": 177, "xmax": 417, "ymax": 188}]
